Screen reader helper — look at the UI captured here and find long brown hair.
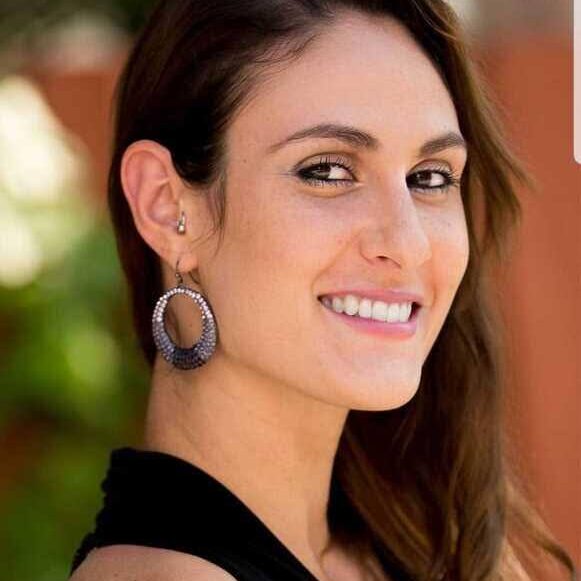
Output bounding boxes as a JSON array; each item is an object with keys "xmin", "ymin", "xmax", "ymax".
[{"xmin": 107, "ymin": 1, "xmax": 577, "ymax": 579}]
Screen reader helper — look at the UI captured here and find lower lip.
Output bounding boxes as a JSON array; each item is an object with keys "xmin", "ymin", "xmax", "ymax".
[{"xmin": 319, "ymin": 299, "xmax": 420, "ymax": 339}]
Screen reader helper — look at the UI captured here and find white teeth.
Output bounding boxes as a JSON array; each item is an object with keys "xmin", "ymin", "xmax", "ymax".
[
  {"xmin": 401, "ymin": 303, "xmax": 412, "ymax": 322},
  {"xmin": 331, "ymin": 296, "xmax": 344, "ymax": 313},
  {"xmin": 357, "ymin": 298, "xmax": 372, "ymax": 319},
  {"xmin": 387, "ymin": 303, "xmax": 400, "ymax": 323},
  {"xmin": 343, "ymin": 295, "xmax": 359, "ymax": 316},
  {"xmin": 371, "ymin": 301, "xmax": 388, "ymax": 322},
  {"xmin": 321, "ymin": 294, "xmax": 414, "ymax": 323}
]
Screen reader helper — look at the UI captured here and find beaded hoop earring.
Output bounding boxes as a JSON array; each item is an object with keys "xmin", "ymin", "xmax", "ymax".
[{"xmin": 151, "ymin": 261, "xmax": 218, "ymax": 370}]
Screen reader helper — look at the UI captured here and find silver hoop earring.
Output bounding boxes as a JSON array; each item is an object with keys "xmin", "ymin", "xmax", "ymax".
[{"xmin": 151, "ymin": 263, "xmax": 217, "ymax": 370}]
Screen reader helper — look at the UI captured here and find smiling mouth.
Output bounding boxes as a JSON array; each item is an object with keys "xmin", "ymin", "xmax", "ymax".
[
  {"xmin": 316, "ymin": 295, "xmax": 421, "ymax": 340},
  {"xmin": 317, "ymin": 295, "xmax": 422, "ymax": 323}
]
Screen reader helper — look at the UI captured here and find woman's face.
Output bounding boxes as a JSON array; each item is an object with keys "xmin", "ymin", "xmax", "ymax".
[{"xmin": 197, "ymin": 12, "xmax": 469, "ymax": 410}]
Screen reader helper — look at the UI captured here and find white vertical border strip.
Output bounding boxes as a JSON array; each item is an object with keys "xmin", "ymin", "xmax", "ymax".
[{"xmin": 573, "ymin": 0, "xmax": 581, "ymax": 164}]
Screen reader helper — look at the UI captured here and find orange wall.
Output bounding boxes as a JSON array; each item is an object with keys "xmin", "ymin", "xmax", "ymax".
[
  {"xmin": 485, "ymin": 36, "xmax": 581, "ymax": 574},
  {"xmin": 28, "ymin": 58, "xmax": 124, "ymax": 214}
]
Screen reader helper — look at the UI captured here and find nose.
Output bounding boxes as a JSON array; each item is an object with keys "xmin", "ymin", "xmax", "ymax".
[{"xmin": 358, "ymin": 179, "xmax": 432, "ymax": 270}]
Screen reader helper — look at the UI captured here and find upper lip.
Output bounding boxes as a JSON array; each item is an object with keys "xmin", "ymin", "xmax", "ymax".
[{"xmin": 319, "ymin": 288, "xmax": 425, "ymax": 306}]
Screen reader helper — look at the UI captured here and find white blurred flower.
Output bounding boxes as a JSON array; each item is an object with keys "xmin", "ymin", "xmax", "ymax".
[
  {"xmin": 0, "ymin": 75, "xmax": 93, "ymax": 287},
  {"xmin": 0, "ymin": 75, "xmax": 86, "ymax": 204},
  {"xmin": 0, "ymin": 199, "xmax": 42, "ymax": 287}
]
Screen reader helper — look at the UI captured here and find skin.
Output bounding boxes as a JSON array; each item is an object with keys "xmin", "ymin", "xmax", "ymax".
[{"xmin": 88, "ymin": 11, "xmax": 469, "ymax": 581}]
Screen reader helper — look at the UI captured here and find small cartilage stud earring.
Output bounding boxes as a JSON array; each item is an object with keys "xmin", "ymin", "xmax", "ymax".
[{"xmin": 177, "ymin": 210, "xmax": 186, "ymax": 234}]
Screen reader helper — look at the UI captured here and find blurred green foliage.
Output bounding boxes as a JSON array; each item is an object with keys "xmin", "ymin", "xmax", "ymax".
[
  {"xmin": 0, "ymin": 1, "xmax": 160, "ymax": 578},
  {"xmin": 0, "ymin": 14, "xmax": 153, "ymax": 572},
  {"xmin": 0, "ymin": 221, "xmax": 150, "ymax": 580}
]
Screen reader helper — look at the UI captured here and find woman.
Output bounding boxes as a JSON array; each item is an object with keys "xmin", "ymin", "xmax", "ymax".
[{"xmin": 68, "ymin": 0, "xmax": 576, "ymax": 580}]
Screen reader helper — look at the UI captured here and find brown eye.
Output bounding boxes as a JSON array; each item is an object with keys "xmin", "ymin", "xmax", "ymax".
[
  {"xmin": 413, "ymin": 170, "xmax": 446, "ymax": 188},
  {"xmin": 407, "ymin": 167, "xmax": 460, "ymax": 194},
  {"xmin": 297, "ymin": 155, "xmax": 356, "ymax": 188}
]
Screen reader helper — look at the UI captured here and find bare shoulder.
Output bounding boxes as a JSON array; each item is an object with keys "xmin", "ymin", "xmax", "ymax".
[{"xmin": 68, "ymin": 544, "xmax": 238, "ymax": 581}]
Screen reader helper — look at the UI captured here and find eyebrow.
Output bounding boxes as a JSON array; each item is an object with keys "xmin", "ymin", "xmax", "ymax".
[
  {"xmin": 266, "ymin": 122, "xmax": 467, "ymax": 157},
  {"xmin": 418, "ymin": 131, "xmax": 467, "ymax": 157}
]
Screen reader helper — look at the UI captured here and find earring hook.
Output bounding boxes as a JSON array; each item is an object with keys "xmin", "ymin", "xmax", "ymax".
[
  {"xmin": 175, "ymin": 256, "xmax": 201, "ymax": 288},
  {"xmin": 175, "ymin": 257, "xmax": 184, "ymax": 286}
]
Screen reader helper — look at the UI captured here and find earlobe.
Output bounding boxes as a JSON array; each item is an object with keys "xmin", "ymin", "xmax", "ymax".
[{"xmin": 120, "ymin": 140, "xmax": 189, "ymax": 264}]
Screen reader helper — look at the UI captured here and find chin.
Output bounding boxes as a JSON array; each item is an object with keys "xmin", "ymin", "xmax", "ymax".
[
  {"xmin": 362, "ymin": 360, "xmax": 423, "ymax": 407},
  {"xmin": 332, "ymin": 374, "xmax": 422, "ymax": 412},
  {"xmin": 352, "ymin": 388, "xmax": 419, "ymax": 412}
]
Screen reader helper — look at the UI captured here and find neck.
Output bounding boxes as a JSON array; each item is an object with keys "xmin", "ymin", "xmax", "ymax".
[{"xmin": 142, "ymin": 351, "xmax": 349, "ymax": 578}]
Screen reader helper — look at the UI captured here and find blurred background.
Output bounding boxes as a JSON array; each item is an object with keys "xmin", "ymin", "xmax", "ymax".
[{"xmin": 0, "ymin": 1, "xmax": 578, "ymax": 579}]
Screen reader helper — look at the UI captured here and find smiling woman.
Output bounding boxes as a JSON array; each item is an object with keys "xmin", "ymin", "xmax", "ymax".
[{"xmin": 68, "ymin": 1, "xmax": 576, "ymax": 581}]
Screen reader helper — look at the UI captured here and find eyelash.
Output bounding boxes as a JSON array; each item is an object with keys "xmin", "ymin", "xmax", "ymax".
[
  {"xmin": 296, "ymin": 155, "xmax": 462, "ymax": 194},
  {"xmin": 296, "ymin": 155, "xmax": 357, "ymax": 188}
]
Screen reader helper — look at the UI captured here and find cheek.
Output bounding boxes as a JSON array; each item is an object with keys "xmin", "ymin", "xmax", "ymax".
[
  {"xmin": 427, "ymin": 204, "xmax": 470, "ymax": 301},
  {"xmin": 233, "ymin": 182, "xmax": 347, "ymax": 278},
  {"xmin": 416, "ymin": 206, "xmax": 468, "ymax": 358},
  {"xmin": 205, "ymin": 187, "xmax": 328, "ymax": 351},
  {"xmin": 421, "ymin": 193, "xmax": 468, "ymax": 265}
]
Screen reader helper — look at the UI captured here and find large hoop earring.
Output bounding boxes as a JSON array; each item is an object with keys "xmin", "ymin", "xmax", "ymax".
[{"xmin": 151, "ymin": 260, "xmax": 217, "ymax": 370}]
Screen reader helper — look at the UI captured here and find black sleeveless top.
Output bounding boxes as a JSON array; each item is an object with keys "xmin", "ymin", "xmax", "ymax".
[
  {"xmin": 70, "ymin": 447, "xmax": 411, "ymax": 580},
  {"xmin": 69, "ymin": 446, "xmax": 324, "ymax": 580}
]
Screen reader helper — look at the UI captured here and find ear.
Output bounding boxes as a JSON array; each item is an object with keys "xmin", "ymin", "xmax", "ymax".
[{"xmin": 120, "ymin": 139, "xmax": 210, "ymax": 275}]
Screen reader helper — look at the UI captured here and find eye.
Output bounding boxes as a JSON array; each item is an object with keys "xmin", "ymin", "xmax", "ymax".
[
  {"xmin": 296, "ymin": 154, "xmax": 356, "ymax": 188},
  {"xmin": 407, "ymin": 166, "xmax": 461, "ymax": 195}
]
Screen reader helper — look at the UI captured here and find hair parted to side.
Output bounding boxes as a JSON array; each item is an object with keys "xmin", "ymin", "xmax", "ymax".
[{"xmin": 107, "ymin": 1, "xmax": 577, "ymax": 579}]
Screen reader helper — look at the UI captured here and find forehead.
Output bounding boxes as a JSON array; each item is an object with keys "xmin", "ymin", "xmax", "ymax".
[{"xmin": 229, "ymin": 12, "xmax": 460, "ymax": 156}]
